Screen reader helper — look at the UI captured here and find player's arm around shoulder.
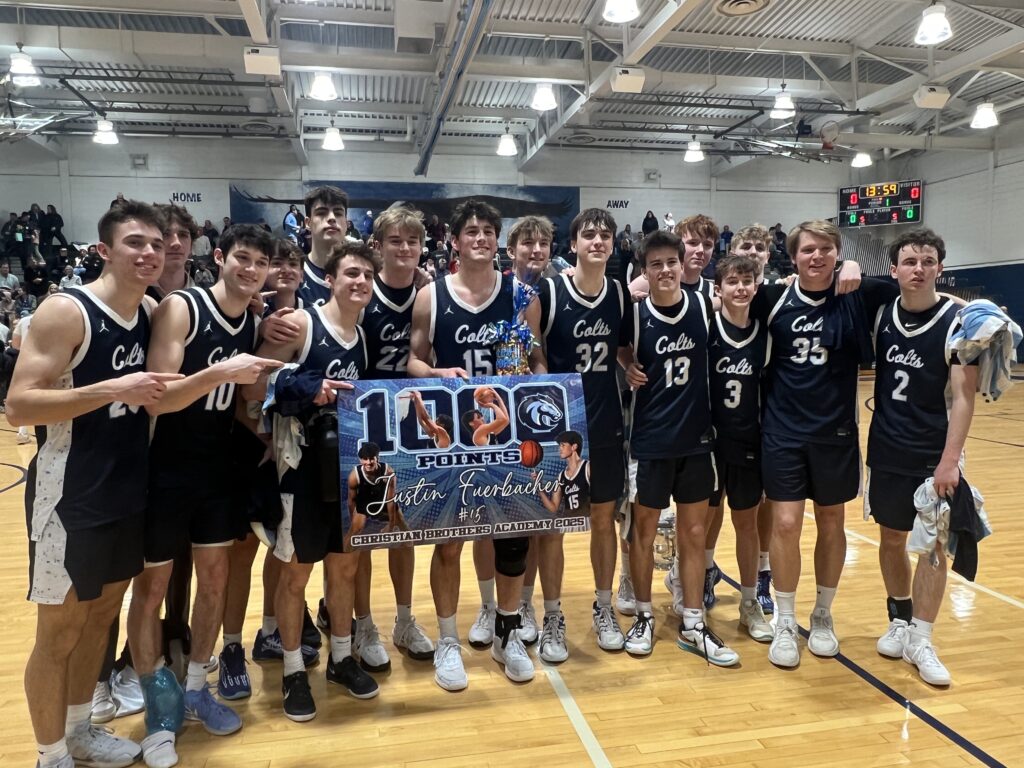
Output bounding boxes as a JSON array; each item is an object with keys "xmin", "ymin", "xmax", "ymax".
[
  {"xmin": 6, "ymin": 296, "xmax": 178, "ymax": 426},
  {"xmin": 242, "ymin": 309, "xmax": 310, "ymax": 402}
]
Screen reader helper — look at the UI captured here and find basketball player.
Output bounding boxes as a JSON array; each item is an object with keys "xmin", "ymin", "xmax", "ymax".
[
  {"xmin": 536, "ymin": 431, "xmax": 590, "ymax": 521},
  {"xmin": 407, "ymin": 199, "xmax": 545, "ymax": 687},
  {"xmin": 469, "ymin": 216, "xmax": 556, "ymax": 650},
  {"xmin": 347, "ymin": 443, "xmax": 401, "ymax": 535},
  {"xmin": 128, "ymin": 224, "xmax": 282, "ymax": 759},
  {"xmin": 348, "ymin": 206, "xmax": 435, "ymax": 670},
  {"xmin": 754, "ymin": 220, "xmax": 894, "ymax": 668},
  {"xmin": 408, "ymin": 389, "xmax": 453, "ymax": 448},
  {"xmin": 628, "ymin": 214, "xmax": 717, "ymax": 301},
  {"xmin": 10, "ymin": 201, "xmax": 180, "ymax": 768},
  {"xmin": 868, "ymin": 229, "xmax": 976, "ymax": 686},
  {"xmin": 620, "ymin": 230, "xmax": 735, "ymax": 663},
  {"xmin": 706, "ymin": 254, "xmax": 773, "ymax": 643},
  {"xmin": 297, "ymin": 185, "xmax": 350, "ymax": 306},
  {"xmin": 463, "ymin": 389, "xmax": 510, "ymax": 446},
  {"xmin": 266, "ymin": 239, "xmax": 306, "ymax": 312},
  {"xmin": 247, "ymin": 241, "xmax": 378, "ymax": 722},
  {"xmin": 537, "ymin": 207, "xmax": 631, "ymax": 659},
  {"xmin": 700, "ymin": 224, "xmax": 776, "ymax": 614}
]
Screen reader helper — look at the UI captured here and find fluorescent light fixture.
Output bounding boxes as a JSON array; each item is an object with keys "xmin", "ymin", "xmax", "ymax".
[
  {"xmin": 851, "ymin": 151, "xmax": 872, "ymax": 168},
  {"xmin": 970, "ymin": 102, "xmax": 998, "ymax": 129},
  {"xmin": 683, "ymin": 140, "xmax": 704, "ymax": 163},
  {"xmin": 496, "ymin": 129, "xmax": 517, "ymax": 156},
  {"xmin": 915, "ymin": 4, "xmax": 953, "ymax": 46},
  {"xmin": 531, "ymin": 83, "xmax": 557, "ymax": 112},
  {"xmin": 602, "ymin": 0, "xmax": 640, "ymax": 24},
  {"xmin": 309, "ymin": 71, "xmax": 338, "ymax": 101},
  {"xmin": 93, "ymin": 120, "xmax": 119, "ymax": 145},
  {"xmin": 10, "ymin": 49, "xmax": 40, "ymax": 87},
  {"xmin": 322, "ymin": 125, "xmax": 345, "ymax": 151},
  {"xmin": 770, "ymin": 86, "xmax": 796, "ymax": 119}
]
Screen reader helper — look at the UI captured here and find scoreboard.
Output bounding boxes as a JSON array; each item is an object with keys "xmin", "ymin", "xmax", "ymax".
[{"xmin": 838, "ymin": 179, "xmax": 922, "ymax": 228}]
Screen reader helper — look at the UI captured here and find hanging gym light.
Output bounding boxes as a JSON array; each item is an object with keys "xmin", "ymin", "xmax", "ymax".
[
  {"xmin": 851, "ymin": 151, "xmax": 872, "ymax": 168},
  {"xmin": 496, "ymin": 126, "xmax": 518, "ymax": 156},
  {"xmin": 322, "ymin": 120, "xmax": 345, "ymax": 151},
  {"xmin": 915, "ymin": 3, "xmax": 953, "ymax": 46},
  {"xmin": 970, "ymin": 102, "xmax": 998, "ymax": 129},
  {"xmin": 9, "ymin": 44, "xmax": 40, "ymax": 87},
  {"xmin": 93, "ymin": 119, "xmax": 119, "ymax": 145},
  {"xmin": 771, "ymin": 85, "xmax": 796, "ymax": 119},
  {"xmin": 309, "ymin": 72, "xmax": 338, "ymax": 101},
  {"xmin": 532, "ymin": 83, "xmax": 558, "ymax": 112},
  {"xmin": 683, "ymin": 138, "xmax": 704, "ymax": 163},
  {"xmin": 602, "ymin": 0, "xmax": 640, "ymax": 24}
]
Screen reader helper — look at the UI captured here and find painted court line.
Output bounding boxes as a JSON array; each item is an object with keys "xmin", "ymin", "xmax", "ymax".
[
  {"xmin": 719, "ymin": 571, "xmax": 1007, "ymax": 768},
  {"xmin": 541, "ymin": 663, "xmax": 612, "ymax": 768}
]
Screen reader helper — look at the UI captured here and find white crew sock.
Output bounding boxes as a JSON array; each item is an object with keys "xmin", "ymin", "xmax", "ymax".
[
  {"xmin": 330, "ymin": 634, "xmax": 352, "ymax": 664},
  {"xmin": 438, "ymin": 614, "xmax": 458, "ymax": 641},
  {"xmin": 261, "ymin": 615, "xmax": 278, "ymax": 635},
  {"xmin": 185, "ymin": 661, "xmax": 207, "ymax": 692},
  {"xmin": 282, "ymin": 647, "xmax": 304, "ymax": 676},
  {"xmin": 759, "ymin": 551, "xmax": 770, "ymax": 572},
  {"xmin": 815, "ymin": 585, "xmax": 837, "ymax": 612},
  {"xmin": 477, "ymin": 578, "xmax": 495, "ymax": 608}
]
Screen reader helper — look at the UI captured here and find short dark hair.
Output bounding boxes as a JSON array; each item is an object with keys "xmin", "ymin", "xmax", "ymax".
[
  {"xmin": 97, "ymin": 200, "xmax": 167, "ymax": 247},
  {"xmin": 358, "ymin": 442, "xmax": 380, "ymax": 459},
  {"xmin": 714, "ymin": 254, "xmax": 760, "ymax": 285},
  {"xmin": 556, "ymin": 430, "xmax": 583, "ymax": 453},
  {"xmin": 888, "ymin": 228, "xmax": 946, "ymax": 266},
  {"xmin": 436, "ymin": 414, "xmax": 454, "ymax": 435},
  {"xmin": 303, "ymin": 185, "xmax": 349, "ymax": 218},
  {"xmin": 273, "ymin": 238, "xmax": 305, "ymax": 264},
  {"xmin": 324, "ymin": 240, "xmax": 379, "ymax": 278},
  {"xmin": 570, "ymin": 208, "xmax": 617, "ymax": 241},
  {"xmin": 450, "ymin": 199, "xmax": 502, "ymax": 238},
  {"xmin": 461, "ymin": 409, "xmax": 483, "ymax": 431},
  {"xmin": 155, "ymin": 203, "xmax": 198, "ymax": 238},
  {"xmin": 637, "ymin": 230, "xmax": 681, "ymax": 268},
  {"xmin": 218, "ymin": 223, "xmax": 275, "ymax": 260}
]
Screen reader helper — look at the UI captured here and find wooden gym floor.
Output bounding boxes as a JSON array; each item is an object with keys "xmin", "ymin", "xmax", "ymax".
[{"xmin": 0, "ymin": 378, "xmax": 1021, "ymax": 767}]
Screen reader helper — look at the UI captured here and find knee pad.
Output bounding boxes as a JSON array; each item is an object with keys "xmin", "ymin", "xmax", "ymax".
[
  {"xmin": 141, "ymin": 666, "xmax": 184, "ymax": 735},
  {"xmin": 493, "ymin": 537, "xmax": 529, "ymax": 577}
]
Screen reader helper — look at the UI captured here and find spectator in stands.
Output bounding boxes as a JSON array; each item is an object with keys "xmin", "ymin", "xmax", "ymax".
[
  {"xmin": 1, "ymin": 213, "xmax": 18, "ymax": 257},
  {"xmin": 283, "ymin": 204, "xmax": 301, "ymax": 243},
  {"xmin": 58, "ymin": 264, "xmax": 83, "ymax": 290},
  {"xmin": 426, "ymin": 214, "xmax": 446, "ymax": 251},
  {"xmin": 0, "ymin": 262, "xmax": 19, "ymax": 293},
  {"xmin": 193, "ymin": 261, "xmax": 215, "ymax": 288},
  {"xmin": 203, "ymin": 219, "xmax": 219, "ymax": 247},
  {"xmin": 14, "ymin": 287, "xmax": 36, "ymax": 318},
  {"xmin": 222, "ymin": 216, "xmax": 232, "ymax": 232},
  {"xmin": 663, "ymin": 211, "xmax": 675, "ymax": 230},
  {"xmin": 24, "ymin": 244, "xmax": 50, "ymax": 299},
  {"xmin": 192, "ymin": 228, "xmax": 213, "ymax": 264},
  {"xmin": 27, "ymin": 203, "xmax": 43, "ymax": 230},
  {"xmin": 360, "ymin": 209, "xmax": 374, "ymax": 237},
  {"xmin": 720, "ymin": 224, "xmax": 733, "ymax": 255},
  {"xmin": 48, "ymin": 245, "xmax": 72, "ymax": 280},
  {"xmin": 346, "ymin": 220, "xmax": 361, "ymax": 241},
  {"xmin": 40, "ymin": 204, "xmax": 68, "ymax": 256},
  {"xmin": 109, "ymin": 192, "xmax": 126, "ymax": 208},
  {"xmin": 79, "ymin": 244, "xmax": 104, "ymax": 284},
  {"xmin": 642, "ymin": 210, "xmax": 659, "ymax": 237},
  {"xmin": 0, "ymin": 288, "xmax": 15, "ymax": 329}
]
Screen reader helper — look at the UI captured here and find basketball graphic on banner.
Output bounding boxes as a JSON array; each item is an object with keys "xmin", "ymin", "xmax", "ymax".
[{"xmin": 519, "ymin": 439, "xmax": 543, "ymax": 468}]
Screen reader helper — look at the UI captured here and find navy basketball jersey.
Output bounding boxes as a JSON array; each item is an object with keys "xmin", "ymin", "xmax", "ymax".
[
  {"xmin": 354, "ymin": 463, "xmax": 392, "ymax": 518},
  {"xmin": 868, "ymin": 298, "xmax": 958, "ymax": 475},
  {"xmin": 265, "ymin": 294, "xmax": 304, "ymax": 315},
  {"xmin": 763, "ymin": 283, "xmax": 858, "ymax": 444},
  {"xmin": 682, "ymin": 276, "xmax": 715, "ymax": 301},
  {"xmin": 298, "ymin": 260, "xmax": 331, "ymax": 306},
  {"xmin": 429, "ymin": 272, "xmax": 513, "ymax": 375},
  {"xmin": 299, "ymin": 304, "xmax": 367, "ymax": 381},
  {"xmin": 28, "ymin": 288, "xmax": 151, "ymax": 530},
  {"xmin": 558, "ymin": 460, "xmax": 590, "ymax": 515},
  {"xmin": 150, "ymin": 288, "xmax": 259, "ymax": 485},
  {"xmin": 630, "ymin": 294, "xmax": 714, "ymax": 459},
  {"xmin": 541, "ymin": 274, "xmax": 626, "ymax": 447},
  {"xmin": 708, "ymin": 314, "xmax": 769, "ymax": 450},
  {"xmin": 360, "ymin": 278, "xmax": 414, "ymax": 379}
]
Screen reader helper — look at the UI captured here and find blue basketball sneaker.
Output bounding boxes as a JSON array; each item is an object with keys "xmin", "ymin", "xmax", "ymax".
[
  {"xmin": 252, "ymin": 629, "xmax": 320, "ymax": 667},
  {"xmin": 217, "ymin": 643, "xmax": 251, "ymax": 700},
  {"xmin": 757, "ymin": 570, "xmax": 775, "ymax": 614},
  {"xmin": 183, "ymin": 685, "xmax": 242, "ymax": 736},
  {"xmin": 703, "ymin": 562, "xmax": 722, "ymax": 609}
]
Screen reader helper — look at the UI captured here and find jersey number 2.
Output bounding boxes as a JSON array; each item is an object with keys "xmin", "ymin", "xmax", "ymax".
[{"xmin": 891, "ymin": 370, "xmax": 910, "ymax": 402}]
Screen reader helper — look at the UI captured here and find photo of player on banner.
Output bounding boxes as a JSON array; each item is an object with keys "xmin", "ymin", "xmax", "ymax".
[{"xmin": 337, "ymin": 373, "xmax": 590, "ymax": 549}]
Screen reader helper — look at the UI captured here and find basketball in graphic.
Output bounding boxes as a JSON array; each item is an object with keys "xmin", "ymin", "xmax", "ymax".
[
  {"xmin": 474, "ymin": 386, "xmax": 496, "ymax": 406},
  {"xmin": 519, "ymin": 439, "xmax": 543, "ymax": 468}
]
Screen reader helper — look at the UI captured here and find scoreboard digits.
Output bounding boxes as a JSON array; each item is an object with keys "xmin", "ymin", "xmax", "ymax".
[{"xmin": 838, "ymin": 179, "xmax": 922, "ymax": 228}]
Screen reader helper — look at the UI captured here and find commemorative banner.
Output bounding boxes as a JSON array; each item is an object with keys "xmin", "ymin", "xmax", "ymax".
[{"xmin": 337, "ymin": 374, "xmax": 590, "ymax": 549}]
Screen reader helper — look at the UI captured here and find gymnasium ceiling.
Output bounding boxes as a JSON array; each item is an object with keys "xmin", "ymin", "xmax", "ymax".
[{"xmin": 2, "ymin": 0, "xmax": 1024, "ymax": 174}]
